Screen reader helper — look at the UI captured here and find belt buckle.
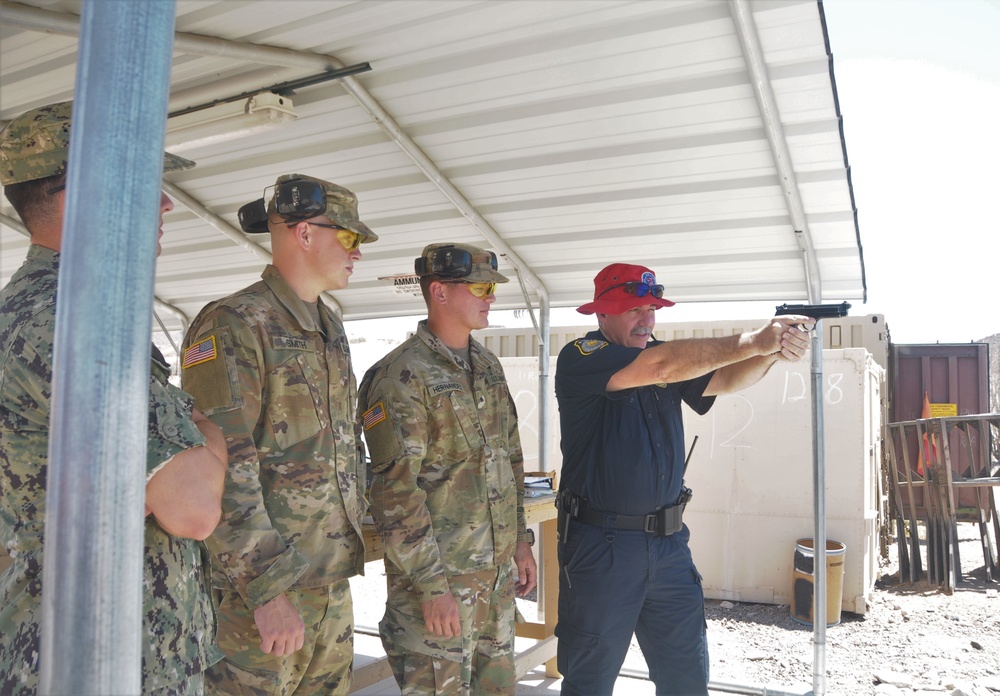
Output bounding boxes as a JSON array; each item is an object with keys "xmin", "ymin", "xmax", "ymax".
[{"xmin": 643, "ymin": 513, "xmax": 658, "ymax": 534}]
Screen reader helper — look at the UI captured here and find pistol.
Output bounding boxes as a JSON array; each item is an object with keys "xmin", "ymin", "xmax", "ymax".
[{"xmin": 774, "ymin": 301, "xmax": 851, "ymax": 320}]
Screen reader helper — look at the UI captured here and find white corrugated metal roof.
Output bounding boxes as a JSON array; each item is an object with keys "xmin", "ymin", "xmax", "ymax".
[{"xmin": 1, "ymin": 0, "xmax": 865, "ymax": 332}]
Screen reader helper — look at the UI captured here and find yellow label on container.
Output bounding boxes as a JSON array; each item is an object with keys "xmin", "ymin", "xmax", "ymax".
[{"xmin": 928, "ymin": 403, "xmax": 958, "ymax": 417}]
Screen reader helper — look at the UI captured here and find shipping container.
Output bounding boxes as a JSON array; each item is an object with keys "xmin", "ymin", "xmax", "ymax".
[
  {"xmin": 889, "ymin": 343, "xmax": 992, "ymax": 516},
  {"xmin": 477, "ymin": 315, "xmax": 889, "ymax": 370}
]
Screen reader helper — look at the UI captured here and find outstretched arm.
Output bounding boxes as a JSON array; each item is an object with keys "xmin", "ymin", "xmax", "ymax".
[
  {"xmin": 608, "ymin": 316, "xmax": 814, "ymax": 392},
  {"xmin": 704, "ymin": 320, "xmax": 812, "ymax": 396}
]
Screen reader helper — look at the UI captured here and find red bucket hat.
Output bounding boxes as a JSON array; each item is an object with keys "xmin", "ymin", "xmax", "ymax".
[{"xmin": 576, "ymin": 263, "xmax": 675, "ymax": 315}]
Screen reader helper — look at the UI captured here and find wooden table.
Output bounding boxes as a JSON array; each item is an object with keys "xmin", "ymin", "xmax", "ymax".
[
  {"xmin": 515, "ymin": 492, "xmax": 560, "ymax": 678},
  {"xmin": 353, "ymin": 492, "xmax": 560, "ymax": 691}
]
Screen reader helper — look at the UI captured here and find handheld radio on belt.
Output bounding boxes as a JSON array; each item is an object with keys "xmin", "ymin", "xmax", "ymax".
[{"xmin": 683, "ymin": 435, "xmax": 698, "ymax": 475}]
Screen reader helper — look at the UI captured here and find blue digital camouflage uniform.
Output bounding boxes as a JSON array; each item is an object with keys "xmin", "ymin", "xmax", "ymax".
[
  {"xmin": 358, "ymin": 320, "xmax": 528, "ymax": 695},
  {"xmin": 181, "ymin": 264, "xmax": 365, "ymax": 695},
  {"xmin": 0, "ymin": 245, "xmax": 223, "ymax": 694}
]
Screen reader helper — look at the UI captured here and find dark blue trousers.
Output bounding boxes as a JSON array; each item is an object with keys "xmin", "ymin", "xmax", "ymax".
[{"xmin": 555, "ymin": 518, "xmax": 709, "ymax": 696}]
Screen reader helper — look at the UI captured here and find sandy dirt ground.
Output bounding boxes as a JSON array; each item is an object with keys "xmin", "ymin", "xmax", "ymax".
[
  {"xmin": 352, "ymin": 521, "xmax": 999, "ymax": 695},
  {"xmin": 681, "ymin": 521, "xmax": 1000, "ymax": 696}
]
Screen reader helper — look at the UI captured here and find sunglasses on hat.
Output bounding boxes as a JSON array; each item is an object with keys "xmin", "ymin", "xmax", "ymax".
[
  {"xmin": 415, "ymin": 246, "xmax": 498, "ymax": 279},
  {"xmin": 597, "ymin": 281, "xmax": 665, "ymax": 300}
]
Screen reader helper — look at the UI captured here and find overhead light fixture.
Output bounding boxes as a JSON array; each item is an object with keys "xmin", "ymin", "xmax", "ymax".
[{"xmin": 164, "ymin": 92, "xmax": 296, "ymax": 152}]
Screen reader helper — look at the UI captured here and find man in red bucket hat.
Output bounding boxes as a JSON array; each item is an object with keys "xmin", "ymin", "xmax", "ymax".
[{"xmin": 553, "ymin": 263, "xmax": 814, "ymax": 695}]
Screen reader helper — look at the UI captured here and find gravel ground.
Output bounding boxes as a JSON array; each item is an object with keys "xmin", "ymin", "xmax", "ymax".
[
  {"xmin": 353, "ymin": 522, "xmax": 999, "ymax": 695},
  {"xmin": 664, "ymin": 522, "xmax": 1000, "ymax": 696}
]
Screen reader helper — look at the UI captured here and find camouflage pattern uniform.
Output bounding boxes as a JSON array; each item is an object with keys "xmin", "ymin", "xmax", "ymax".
[
  {"xmin": 0, "ymin": 246, "xmax": 222, "ymax": 695},
  {"xmin": 358, "ymin": 320, "xmax": 529, "ymax": 695},
  {"xmin": 181, "ymin": 265, "xmax": 365, "ymax": 695},
  {"xmin": 0, "ymin": 100, "xmax": 194, "ymax": 187}
]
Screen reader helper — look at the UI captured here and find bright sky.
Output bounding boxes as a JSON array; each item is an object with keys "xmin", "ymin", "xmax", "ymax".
[
  {"xmin": 348, "ymin": 0, "xmax": 1000, "ymax": 358},
  {"xmin": 820, "ymin": 0, "xmax": 999, "ymax": 344},
  {"xmin": 618, "ymin": 0, "xmax": 1000, "ymax": 345}
]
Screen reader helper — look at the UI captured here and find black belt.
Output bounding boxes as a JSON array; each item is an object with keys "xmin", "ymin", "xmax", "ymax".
[{"xmin": 555, "ymin": 488, "xmax": 691, "ymax": 537}]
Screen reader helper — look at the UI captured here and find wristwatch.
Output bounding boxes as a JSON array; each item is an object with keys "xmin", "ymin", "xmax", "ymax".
[{"xmin": 517, "ymin": 529, "xmax": 535, "ymax": 546}]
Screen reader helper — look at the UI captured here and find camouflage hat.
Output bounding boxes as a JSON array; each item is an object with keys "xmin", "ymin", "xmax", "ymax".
[
  {"xmin": 263, "ymin": 173, "xmax": 377, "ymax": 242},
  {"xmin": 0, "ymin": 100, "xmax": 195, "ymax": 186},
  {"xmin": 415, "ymin": 243, "xmax": 509, "ymax": 283}
]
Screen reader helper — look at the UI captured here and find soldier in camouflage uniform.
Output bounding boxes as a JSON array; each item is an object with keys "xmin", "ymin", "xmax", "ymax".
[
  {"xmin": 180, "ymin": 174, "xmax": 376, "ymax": 695},
  {"xmin": 358, "ymin": 243, "xmax": 538, "ymax": 695},
  {"xmin": 0, "ymin": 101, "xmax": 228, "ymax": 694}
]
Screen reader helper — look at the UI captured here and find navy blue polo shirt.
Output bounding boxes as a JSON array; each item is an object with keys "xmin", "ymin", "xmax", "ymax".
[{"xmin": 555, "ymin": 330, "xmax": 716, "ymax": 515}]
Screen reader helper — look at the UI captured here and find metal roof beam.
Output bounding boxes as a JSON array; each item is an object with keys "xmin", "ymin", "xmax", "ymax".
[
  {"xmin": 729, "ymin": 0, "xmax": 822, "ymax": 304},
  {"xmin": 2, "ymin": 0, "xmax": 559, "ymax": 475},
  {"xmin": 0, "ymin": 0, "xmax": 550, "ymax": 304},
  {"xmin": 729, "ymin": 7, "xmax": 831, "ymax": 696}
]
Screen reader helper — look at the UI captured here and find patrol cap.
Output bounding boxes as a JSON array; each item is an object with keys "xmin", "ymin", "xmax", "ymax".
[
  {"xmin": 576, "ymin": 262, "xmax": 675, "ymax": 315},
  {"xmin": 414, "ymin": 243, "xmax": 509, "ymax": 283},
  {"xmin": 251, "ymin": 173, "xmax": 377, "ymax": 242},
  {"xmin": 0, "ymin": 100, "xmax": 195, "ymax": 186}
]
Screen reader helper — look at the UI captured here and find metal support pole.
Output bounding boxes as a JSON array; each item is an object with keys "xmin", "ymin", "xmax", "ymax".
[
  {"xmin": 538, "ymin": 294, "xmax": 551, "ymax": 472},
  {"xmin": 39, "ymin": 0, "xmax": 177, "ymax": 692},
  {"xmin": 810, "ymin": 321, "xmax": 827, "ymax": 696}
]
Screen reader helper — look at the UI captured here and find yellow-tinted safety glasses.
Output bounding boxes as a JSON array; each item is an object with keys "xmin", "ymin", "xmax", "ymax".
[
  {"xmin": 336, "ymin": 229, "xmax": 363, "ymax": 251},
  {"xmin": 444, "ymin": 281, "xmax": 496, "ymax": 299},
  {"xmin": 294, "ymin": 221, "xmax": 363, "ymax": 251},
  {"xmin": 467, "ymin": 282, "xmax": 496, "ymax": 299}
]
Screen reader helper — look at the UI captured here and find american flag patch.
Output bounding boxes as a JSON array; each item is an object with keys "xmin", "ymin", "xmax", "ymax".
[
  {"xmin": 363, "ymin": 402, "xmax": 387, "ymax": 430},
  {"xmin": 182, "ymin": 336, "xmax": 217, "ymax": 368}
]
